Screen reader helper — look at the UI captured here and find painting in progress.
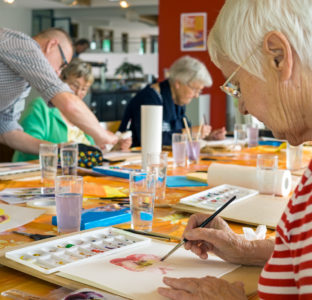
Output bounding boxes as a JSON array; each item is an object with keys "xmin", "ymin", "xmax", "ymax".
[
  {"xmin": 58, "ymin": 240, "xmax": 240, "ymax": 300},
  {"xmin": 0, "ymin": 204, "xmax": 43, "ymax": 232}
]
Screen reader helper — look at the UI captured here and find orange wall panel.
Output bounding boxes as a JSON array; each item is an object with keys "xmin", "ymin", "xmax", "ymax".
[{"xmin": 158, "ymin": 0, "xmax": 226, "ymax": 128}]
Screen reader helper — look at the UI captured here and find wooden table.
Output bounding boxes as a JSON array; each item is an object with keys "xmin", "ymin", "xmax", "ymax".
[{"xmin": 0, "ymin": 145, "xmax": 310, "ymax": 300}]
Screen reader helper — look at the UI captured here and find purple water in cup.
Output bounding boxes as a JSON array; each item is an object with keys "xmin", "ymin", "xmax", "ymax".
[{"xmin": 55, "ymin": 176, "xmax": 83, "ymax": 234}]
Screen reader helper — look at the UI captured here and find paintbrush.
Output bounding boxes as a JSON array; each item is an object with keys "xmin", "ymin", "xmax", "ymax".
[
  {"xmin": 196, "ymin": 116, "xmax": 204, "ymax": 141},
  {"xmin": 160, "ymin": 195, "xmax": 237, "ymax": 262},
  {"xmin": 183, "ymin": 117, "xmax": 197, "ymax": 159},
  {"xmin": 119, "ymin": 228, "xmax": 181, "ymax": 242}
]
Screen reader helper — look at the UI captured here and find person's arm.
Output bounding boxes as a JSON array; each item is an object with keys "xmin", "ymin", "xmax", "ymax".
[
  {"xmin": 183, "ymin": 213, "xmax": 274, "ymax": 266},
  {"xmin": 51, "ymin": 92, "xmax": 118, "ymax": 149},
  {"xmin": 0, "ymin": 130, "xmax": 44, "ymax": 154}
]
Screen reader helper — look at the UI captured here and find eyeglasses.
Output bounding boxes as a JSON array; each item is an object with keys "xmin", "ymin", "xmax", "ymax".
[
  {"xmin": 187, "ymin": 83, "xmax": 204, "ymax": 96},
  {"xmin": 57, "ymin": 44, "xmax": 68, "ymax": 70},
  {"xmin": 220, "ymin": 51, "xmax": 254, "ymax": 99}
]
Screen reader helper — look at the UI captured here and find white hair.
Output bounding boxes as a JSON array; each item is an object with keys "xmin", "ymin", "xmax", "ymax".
[
  {"xmin": 169, "ymin": 56, "xmax": 212, "ymax": 87},
  {"xmin": 208, "ymin": 0, "xmax": 312, "ymax": 80}
]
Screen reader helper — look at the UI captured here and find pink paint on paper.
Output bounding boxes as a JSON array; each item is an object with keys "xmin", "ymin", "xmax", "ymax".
[{"xmin": 110, "ymin": 254, "xmax": 172, "ymax": 274}]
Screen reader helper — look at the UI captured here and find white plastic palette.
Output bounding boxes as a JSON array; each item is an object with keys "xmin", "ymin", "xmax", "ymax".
[
  {"xmin": 180, "ymin": 184, "xmax": 259, "ymax": 210},
  {"xmin": 5, "ymin": 227, "xmax": 150, "ymax": 274}
]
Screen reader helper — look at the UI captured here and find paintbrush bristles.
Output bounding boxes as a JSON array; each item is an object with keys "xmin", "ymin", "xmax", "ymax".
[
  {"xmin": 196, "ymin": 117, "xmax": 204, "ymax": 141},
  {"xmin": 183, "ymin": 117, "xmax": 193, "ymax": 143}
]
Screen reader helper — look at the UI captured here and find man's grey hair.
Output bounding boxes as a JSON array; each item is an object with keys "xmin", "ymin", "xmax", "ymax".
[
  {"xmin": 208, "ymin": 0, "xmax": 312, "ymax": 80},
  {"xmin": 169, "ymin": 56, "xmax": 212, "ymax": 87}
]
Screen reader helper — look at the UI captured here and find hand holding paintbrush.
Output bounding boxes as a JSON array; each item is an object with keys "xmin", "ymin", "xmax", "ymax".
[{"xmin": 160, "ymin": 195, "xmax": 236, "ymax": 261}]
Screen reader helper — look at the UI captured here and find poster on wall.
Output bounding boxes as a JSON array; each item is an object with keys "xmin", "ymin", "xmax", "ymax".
[{"xmin": 180, "ymin": 13, "xmax": 207, "ymax": 51}]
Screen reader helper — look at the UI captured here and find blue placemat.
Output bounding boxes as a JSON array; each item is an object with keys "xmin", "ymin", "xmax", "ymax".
[
  {"xmin": 166, "ymin": 176, "xmax": 208, "ymax": 187},
  {"xmin": 52, "ymin": 205, "xmax": 131, "ymax": 230}
]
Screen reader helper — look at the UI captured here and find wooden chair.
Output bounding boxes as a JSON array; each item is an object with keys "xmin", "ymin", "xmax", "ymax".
[
  {"xmin": 99, "ymin": 120, "xmax": 121, "ymax": 133},
  {"xmin": 0, "ymin": 143, "xmax": 14, "ymax": 162}
]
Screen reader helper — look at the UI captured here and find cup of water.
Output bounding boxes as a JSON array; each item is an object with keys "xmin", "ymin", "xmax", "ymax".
[
  {"xmin": 256, "ymin": 154, "xmax": 278, "ymax": 195},
  {"xmin": 61, "ymin": 143, "xmax": 78, "ymax": 175},
  {"xmin": 55, "ymin": 175, "xmax": 83, "ymax": 234},
  {"xmin": 129, "ymin": 171, "xmax": 156, "ymax": 232},
  {"xmin": 39, "ymin": 143, "xmax": 58, "ymax": 188},
  {"xmin": 146, "ymin": 152, "xmax": 168, "ymax": 204},
  {"xmin": 172, "ymin": 133, "xmax": 187, "ymax": 167},
  {"xmin": 186, "ymin": 139, "xmax": 201, "ymax": 164},
  {"xmin": 234, "ymin": 123, "xmax": 247, "ymax": 148},
  {"xmin": 286, "ymin": 143, "xmax": 303, "ymax": 171},
  {"xmin": 247, "ymin": 125, "xmax": 259, "ymax": 147}
]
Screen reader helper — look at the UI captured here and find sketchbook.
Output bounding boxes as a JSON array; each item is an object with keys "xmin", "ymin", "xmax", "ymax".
[
  {"xmin": 0, "ymin": 162, "xmax": 40, "ymax": 179},
  {"xmin": 172, "ymin": 194, "xmax": 289, "ymax": 229},
  {"xmin": 57, "ymin": 240, "xmax": 239, "ymax": 300}
]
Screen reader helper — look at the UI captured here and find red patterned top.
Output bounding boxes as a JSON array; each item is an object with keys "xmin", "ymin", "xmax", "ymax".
[{"xmin": 258, "ymin": 159, "xmax": 312, "ymax": 299}]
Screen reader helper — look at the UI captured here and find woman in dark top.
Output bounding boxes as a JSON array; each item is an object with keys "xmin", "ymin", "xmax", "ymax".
[{"xmin": 119, "ymin": 56, "xmax": 226, "ymax": 146}]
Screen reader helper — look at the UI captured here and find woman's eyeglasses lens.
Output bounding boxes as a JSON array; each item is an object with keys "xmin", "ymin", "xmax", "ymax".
[{"xmin": 220, "ymin": 84, "xmax": 241, "ymax": 99}]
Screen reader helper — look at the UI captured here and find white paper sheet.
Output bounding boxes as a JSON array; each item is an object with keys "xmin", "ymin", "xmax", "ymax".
[
  {"xmin": 0, "ymin": 204, "xmax": 44, "ymax": 232},
  {"xmin": 58, "ymin": 240, "xmax": 239, "ymax": 300}
]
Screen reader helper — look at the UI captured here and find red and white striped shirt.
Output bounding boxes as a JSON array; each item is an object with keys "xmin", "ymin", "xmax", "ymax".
[{"xmin": 258, "ymin": 159, "xmax": 312, "ymax": 299}]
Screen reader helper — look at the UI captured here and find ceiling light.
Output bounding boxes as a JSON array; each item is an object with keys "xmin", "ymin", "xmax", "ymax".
[
  {"xmin": 120, "ymin": 0, "xmax": 129, "ymax": 8},
  {"xmin": 3, "ymin": 0, "xmax": 15, "ymax": 3}
]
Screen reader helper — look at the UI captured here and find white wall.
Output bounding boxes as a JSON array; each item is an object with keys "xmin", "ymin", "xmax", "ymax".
[{"xmin": 0, "ymin": 5, "xmax": 32, "ymax": 35}]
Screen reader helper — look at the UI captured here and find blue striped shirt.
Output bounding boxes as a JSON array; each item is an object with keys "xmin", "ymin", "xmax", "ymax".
[{"xmin": 0, "ymin": 28, "xmax": 72, "ymax": 134}]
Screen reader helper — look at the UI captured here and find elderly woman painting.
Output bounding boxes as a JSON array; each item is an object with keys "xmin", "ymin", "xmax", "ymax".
[
  {"xmin": 158, "ymin": 0, "xmax": 312, "ymax": 299},
  {"xmin": 119, "ymin": 55, "xmax": 226, "ymax": 147}
]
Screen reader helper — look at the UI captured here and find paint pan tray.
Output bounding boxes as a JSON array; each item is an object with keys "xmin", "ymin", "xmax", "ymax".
[
  {"xmin": 180, "ymin": 184, "xmax": 259, "ymax": 211},
  {"xmin": 5, "ymin": 227, "xmax": 150, "ymax": 274}
]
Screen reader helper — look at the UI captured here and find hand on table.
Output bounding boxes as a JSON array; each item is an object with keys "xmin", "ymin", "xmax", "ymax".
[
  {"xmin": 158, "ymin": 276, "xmax": 247, "ymax": 300},
  {"xmin": 205, "ymin": 127, "xmax": 227, "ymax": 140}
]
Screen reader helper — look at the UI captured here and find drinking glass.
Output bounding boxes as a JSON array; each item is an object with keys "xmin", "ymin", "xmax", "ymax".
[
  {"xmin": 247, "ymin": 125, "xmax": 259, "ymax": 147},
  {"xmin": 234, "ymin": 124, "xmax": 247, "ymax": 146},
  {"xmin": 286, "ymin": 143, "xmax": 303, "ymax": 171},
  {"xmin": 55, "ymin": 176, "xmax": 83, "ymax": 234},
  {"xmin": 129, "ymin": 171, "xmax": 156, "ymax": 232},
  {"xmin": 256, "ymin": 154, "xmax": 278, "ymax": 195},
  {"xmin": 172, "ymin": 133, "xmax": 187, "ymax": 167},
  {"xmin": 146, "ymin": 152, "xmax": 168, "ymax": 204},
  {"xmin": 39, "ymin": 143, "xmax": 58, "ymax": 188},
  {"xmin": 186, "ymin": 138, "xmax": 201, "ymax": 164},
  {"xmin": 61, "ymin": 143, "xmax": 78, "ymax": 175}
]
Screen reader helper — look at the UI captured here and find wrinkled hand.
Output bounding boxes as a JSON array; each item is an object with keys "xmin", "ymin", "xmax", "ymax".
[
  {"xmin": 183, "ymin": 214, "xmax": 248, "ymax": 264},
  {"xmin": 158, "ymin": 276, "xmax": 247, "ymax": 300},
  {"xmin": 206, "ymin": 127, "xmax": 227, "ymax": 140}
]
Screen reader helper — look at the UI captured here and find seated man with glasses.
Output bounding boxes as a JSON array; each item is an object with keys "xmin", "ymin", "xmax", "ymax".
[
  {"xmin": 0, "ymin": 27, "xmax": 118, "ymax": 156},
  {"xmin": 119, "ymin": 55, "xmax": 226, "ymax": 147},
  {"xmin": 13, "ymin": 58, "xmax": 132, "ymax": 162}
]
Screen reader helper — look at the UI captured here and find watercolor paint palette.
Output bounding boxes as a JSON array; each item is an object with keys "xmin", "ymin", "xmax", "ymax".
[
  {"xmin": 5, "ymin": 227, "xmax": 150, "ymax": 274},
  {"xmin": 179, "ymin": 184, "xmax": 259, "ymax": 210}
]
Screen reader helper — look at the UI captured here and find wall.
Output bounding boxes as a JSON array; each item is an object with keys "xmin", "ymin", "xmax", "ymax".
[
  {"xmin": 158, "ymin": 0, "xmax": 226, "ymax": 129},
  {"xmin": 0, "ymin": 5, "xmax": 32, "ymax": 35}
]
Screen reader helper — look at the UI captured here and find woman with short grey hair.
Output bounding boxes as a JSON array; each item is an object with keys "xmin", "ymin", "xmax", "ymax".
[
  {"xmin": 158, "ymin": 0, "xmax": 312, "ymax": 299},
  {"xmin": 119, "ymin": 55, "xmax": 226, "ymax": 146},
  {"xmin": 168, "ymin": 55, "xmax": 212, "ymax": 87}
]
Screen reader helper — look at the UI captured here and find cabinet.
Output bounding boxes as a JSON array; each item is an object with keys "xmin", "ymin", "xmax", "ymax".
[{"xmin": 90, "ymin": 90, "xmax": 137, "ymax": 121}]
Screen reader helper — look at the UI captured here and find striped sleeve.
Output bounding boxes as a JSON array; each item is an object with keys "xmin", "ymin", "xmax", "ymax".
[{"xmin": 258, "ymin": 159, "xmax": 312, "ymax": 299}]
